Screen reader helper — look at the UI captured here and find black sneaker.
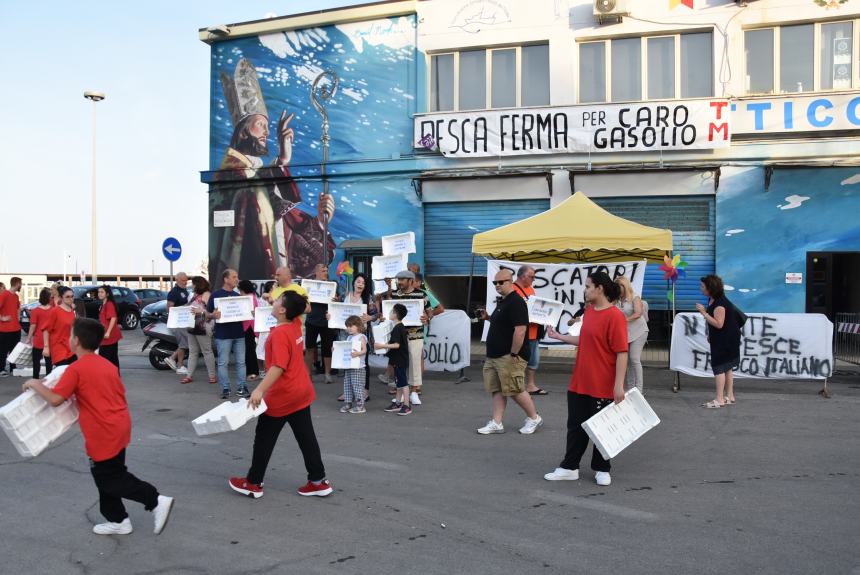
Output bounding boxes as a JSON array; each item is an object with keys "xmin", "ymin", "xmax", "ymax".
[
  {"xmin": 384, "ymin": 402, "xmax": 402, "ymax": 413},
  {"xmin": 220, "ymin": 390, "xmax": 230, "ymax": 400},
  {"xmin": 397, "ymin": 405, "xmax": 412, "ymax": 416},
  {"xmin": 236, "ymin": 387, "xmax": 250, "ymax": 398}
]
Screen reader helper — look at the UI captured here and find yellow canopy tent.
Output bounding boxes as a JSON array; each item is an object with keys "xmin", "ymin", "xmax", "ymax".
[{"xmin": 471, "ymin": 191, "xmax": 673, "ymax": 263}]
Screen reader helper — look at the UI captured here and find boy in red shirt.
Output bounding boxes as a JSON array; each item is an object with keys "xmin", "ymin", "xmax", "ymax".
[
  {"xmin": 229, "ymin": 290, "xmax": 333, "ymax": 499},
  {"xmin": 0, "ymin": 276, "xmax": 22, "ymax": 376},
  {"xmin": 23, "ymin": 318, "xmax": 174, "ymax": 536}
]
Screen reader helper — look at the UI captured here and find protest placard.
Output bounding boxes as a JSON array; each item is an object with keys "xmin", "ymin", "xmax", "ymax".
[
  {"xmin": 381, "ymin": 232, "xmax": 416, "ymax": 256},
  {"xmin": 253, "ymin": 307, "xmax": 278, "ymax": 332},
  {"xmin": 381, "ymin": 299, "xmax": 423, "ymax": 327},
  {"xmin": 372, "ymin": 320, "xmax": 393, "ymax": 355},
  {"xmin": 527, "ymin": 296, "xmax": 564, "ymax": 327},
  {"xmin": 167, "ymin": 306, "xmax": 195, "ymax": 329},
  {"xmin": 214, "ymin": 295, "xmax": 254, "ymax": 323},
  {"xmin": 371, "ymin": 254, "xmax": 408, "ymax": 280},
  {"xmin": 327, "ymin": 302, "xmax": 367, "ymax": 329},
  {"xmin": 331, "ymin": 340, "xmax": 361, "ymax": 370},
  {"xmin": 303, "ymin": 280, "xmax": 338, "ymax": 304}
]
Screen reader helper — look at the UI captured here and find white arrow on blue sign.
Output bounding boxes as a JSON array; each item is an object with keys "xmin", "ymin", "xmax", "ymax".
[{"xmin": 162, "ymin": 237, "xmax": 182, "ymax": 262}]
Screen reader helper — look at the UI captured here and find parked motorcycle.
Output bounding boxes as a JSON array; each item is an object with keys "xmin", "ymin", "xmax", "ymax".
[{"xmin": 141, "ymin": 321, "xmax": 177, "ymax": 370}]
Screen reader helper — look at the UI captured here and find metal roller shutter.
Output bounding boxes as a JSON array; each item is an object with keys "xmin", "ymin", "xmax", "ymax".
[
  {"xmin": 593, "ymin": 196, "xmax": 715, "ymax": 311},
  {"xmin": 424, "ymin": 200, "xmax": 551, "ymax": 276}
]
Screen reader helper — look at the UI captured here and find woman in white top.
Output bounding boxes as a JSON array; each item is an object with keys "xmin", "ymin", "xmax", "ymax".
[{"xmin": 614, "ymin": 277, "xmax": 649, "ymax": 393}]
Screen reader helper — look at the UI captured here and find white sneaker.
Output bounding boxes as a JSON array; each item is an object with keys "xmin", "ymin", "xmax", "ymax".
[
  {"xmin": 410, "ymin": 391, "xmax": 422, "ymax": 405},
  {"xmin": 377, "ymin": 373, "xmax": 392, "ymax": 384},
  {"xmin": 595, "ymin": 471, "xmax": 612, "ymax": 486},
  {"xmin": 477, "ymin": 420, "xmax": 505, "ymax": 435},
  {"xmin": 164, "ymin": 357, "xmax": 177, "ymax": 371},
  {"xmin": 152, "ymin": 495, "xmax": 174, "ymax": 535},
  {"xmin": 176, "ymin": 366, "xmax": 188, "ymax": 375},
  {"xmin": 93, "ymin": 517, "xmax": 133, "ymax": 535},
  {"xmin": 325, "ymin": 374, "xmax": 333, "ymax": 384},
  {"xmin": 518, "ymin": 415, "xmax": 543, "ymax": 435},
  {"xmin": 544, "ymin": 467, "xmax": 579, "ymax": 481}
]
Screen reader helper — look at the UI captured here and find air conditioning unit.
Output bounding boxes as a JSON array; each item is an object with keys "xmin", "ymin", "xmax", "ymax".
[{"xmin": 593, "ymin": 0, "xmax": 629, "ymax": 25}]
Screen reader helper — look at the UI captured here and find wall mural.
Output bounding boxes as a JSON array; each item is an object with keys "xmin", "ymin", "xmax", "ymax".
[
  {"xmin": 207, "ymin": 16, "xmax": 421, "ymax": 281},
  {"xmin": 717, "ymin": 166, "xmax": 860, "ymax": 312}
]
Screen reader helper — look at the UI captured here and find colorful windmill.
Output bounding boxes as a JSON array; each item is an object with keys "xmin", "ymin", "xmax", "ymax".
[
  {"xmin": 335, "ymin": 260, "xmax": 354, "ymax": 292},
  {"xmin": 659, "ymin": 253, "xmax": 687, "ymax": 302}
]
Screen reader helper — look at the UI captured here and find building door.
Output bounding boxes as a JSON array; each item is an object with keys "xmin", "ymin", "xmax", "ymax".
[{"xmin": 806, "ymin": 252, "xmax": 860, "ymax": 319}]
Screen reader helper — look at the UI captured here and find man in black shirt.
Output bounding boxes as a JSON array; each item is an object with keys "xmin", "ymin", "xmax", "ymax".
[
  {"xmin": 477, "ymin": 269, "xmax": 543, "ymax": 435},
  {"xmin": 165, "ymin": 272, "xmax": 190, "ymax": 375}
]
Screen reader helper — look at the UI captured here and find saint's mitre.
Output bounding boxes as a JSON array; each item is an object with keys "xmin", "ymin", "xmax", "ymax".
[{"xmin": 220, "ymin": 58, "xmax": 269, "ymax": 127}]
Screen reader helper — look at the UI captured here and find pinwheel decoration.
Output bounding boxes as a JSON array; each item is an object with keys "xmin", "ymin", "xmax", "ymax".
[
  {"xmin": 336, "ymin": 260, "xmax": 354, "ymax": 292},
  {"xmin": 660, "ymin": 254, "xmax": 687, "ymax": 302}
]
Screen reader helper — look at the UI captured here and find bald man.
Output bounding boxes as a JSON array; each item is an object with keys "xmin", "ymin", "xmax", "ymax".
[{"xmin": 165, "ymin": 272, "xmax": 190, "ymax": 374}]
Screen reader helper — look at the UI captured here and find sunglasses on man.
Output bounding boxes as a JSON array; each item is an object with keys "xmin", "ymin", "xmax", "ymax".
[{"xmin": 492, "ymin": 279, "xmax": 510, "ymax": 286}]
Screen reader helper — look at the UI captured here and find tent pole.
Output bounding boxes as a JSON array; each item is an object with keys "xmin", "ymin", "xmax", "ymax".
[
  {"xmin": 458, "ymin": 252, "xmax": 477, "ymax": 385},
  {"xmin": 670, "ymin": 251, "xmax": 681, "ymax": 393}
]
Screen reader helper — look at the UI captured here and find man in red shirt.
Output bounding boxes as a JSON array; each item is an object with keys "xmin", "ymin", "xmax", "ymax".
[
  {"xmin": 229, "ymin": 290, "xmax": 333, "ymax": 499},
  {"xmin": 23, "ymin": 318, "xmax": 174, "ymax": 535},
  {"xmin": 511, "ymin": 266, "xmax": 547, "ymax": 396},
  {"xmin": 0, "ymin": 276, "xmax": 22, "ymax": 377}
]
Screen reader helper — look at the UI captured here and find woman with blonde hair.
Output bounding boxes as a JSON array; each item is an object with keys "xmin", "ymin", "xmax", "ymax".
[{"xmin": 614, "ymin": 276, "xmax": 649, "ymax": 393}]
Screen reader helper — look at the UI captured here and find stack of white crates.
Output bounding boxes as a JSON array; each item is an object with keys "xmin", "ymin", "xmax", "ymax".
[
  {"xmin": 0, "ymin": 366, "xmax": 78, "ymax": 457},
  {"xmin": 192, "ymin": 399, "xmax": 267, "ymax": 436},
  {"xmin": 581, "ymin": 388, "xmax": 660, "ymax": 460}
]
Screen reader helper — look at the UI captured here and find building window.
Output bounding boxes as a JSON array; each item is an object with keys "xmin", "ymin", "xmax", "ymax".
[
  {"xmin": 579, "ymin": 31, "xmax": 713, "ymax": 103},
  {"xmin": 745, "ymin": 21, "xmax": 857, "ymax": 94},
  {"xmin": 428, "ymin": 44, "xmax": 550, "ymax": 111}
]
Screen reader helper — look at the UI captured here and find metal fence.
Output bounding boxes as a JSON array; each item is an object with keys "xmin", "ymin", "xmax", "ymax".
[{"xmin": 835, "ymin": 312, "xmax": 860, "ymax": 365}]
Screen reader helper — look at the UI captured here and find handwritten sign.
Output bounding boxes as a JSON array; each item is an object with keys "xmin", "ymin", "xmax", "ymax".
[
  {"xmin": 381, "ymin": 232, "xmax": 416, "ymax": 256},
  {"xmin": 331, "ymin": 339, "xmax": 361, "ymax": 370},
  {"xmin": 214, "ymin": 295, "xmax": 254, "ymax": 324},
  {"xmin": 527, "ymin": 296, "xmax": 564, "ymax": 327},
  {"xmin": 381, "ymin": 299, "xmax": 424, "ymax": 327},
  {"xmin": 374, "ymin": 279, "xmax": 393, "ymax": 294},
  {"xmin": 256, "ymin": 332, "xmax": 267, "ymax": 360},
  {"xmin": 372, "ymin": 320, "xmax": 393, "ymax": 355},
  {"xmin": 422, "ymin": 310, "xmax": 471, "ymax": 372},
  {"xmin": 371, "ymin": 254, "xmax": 408, "ymax": 280},
  {"xmin": 253, "ymin": 306, "xmax": 278, "ymax": 333},
  {"xmin": 670, "ymin": 312, "xmax": 834, "ymax": 379},
  {"xmin": 327, "ymin": 302, "xmax": 367, "ymax": 329},
  {"xmin": 303, "ymin": 280, "xmax": 338, "ymax": 303},
  {"xmin": 167, "ymin": 306, "xmax": 195, "ymax": 329}
]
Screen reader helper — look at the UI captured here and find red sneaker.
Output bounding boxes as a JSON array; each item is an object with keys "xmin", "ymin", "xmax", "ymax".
[
  {"xmin": 228, "ymin": 477, "xmax": 263, "ymax": 499},
  {"xmin": 297, "ymin": 479, "xmax": 333, "ymax": 497}
]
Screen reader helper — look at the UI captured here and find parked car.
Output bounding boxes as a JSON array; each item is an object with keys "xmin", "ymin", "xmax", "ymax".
[
  {"xmin": 140, "ymin": 300, "xmax": 169, "ymax": 329},
  {"xmin": 72, "ymin": 285, "xmax": 142, "ymax": 330},
  {"xmin": 18, "ymin": 301, "xmax": 40, "ymax": 335},
  {"xmin": 134, "ymin": 288, "xmax": 168, "ymax": 308}
]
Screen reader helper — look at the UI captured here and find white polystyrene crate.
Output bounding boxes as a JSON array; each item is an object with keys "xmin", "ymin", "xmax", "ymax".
[
  {"xmin": 8, "ymin": 343, "xmax": 33, "ymax": 367},
  {"xmin": 0, "ymin": 366, "xmax": 78, "ymax": 458},
  {"xmin": 581, "ymin": 388, "xmax": 660, "ymax": 460},
  {"xmin": 191, "ymin": 398, "xmax": 267, "ymax": 436}
]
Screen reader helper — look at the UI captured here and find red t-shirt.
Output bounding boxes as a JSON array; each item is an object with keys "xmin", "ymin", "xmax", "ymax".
[
  {"xmin": 569, "ymin": 305, "xmax": 629, "ymax": 399},
  {"xmin": 46, "ymin": 306, "xmax": 76, "ymax": 363},
  {"xmin": 0, "ymin": 290, "xmax": 21, "ymax": 333},
  {"xmin": 264, "ymin": 319, "xmax": 315, "ymax": 417},
  {"xmin": 99, "ymin": 301, "xmax": 123, "ymax": 345},
  {"xmin": 512, "ymin": 282, "xmax": 539, "ymax": 341},
  {"xmin": 53, "ymin": 353, "xmax": 132, "ymax": 462},
  {"xmin": 29, "ymin": 306, "xmax": 50, "ymax": 350}
]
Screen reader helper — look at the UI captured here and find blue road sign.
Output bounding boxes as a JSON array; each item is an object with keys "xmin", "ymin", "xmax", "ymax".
[{"xmin": 162, "ymin": 237, "xmax": 182, "ymax": 262}]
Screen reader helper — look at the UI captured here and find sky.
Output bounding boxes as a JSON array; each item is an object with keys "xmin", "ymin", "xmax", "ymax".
[{"xmin": 0, "ymin": 0, "xmax": 368, "ymax": 277}]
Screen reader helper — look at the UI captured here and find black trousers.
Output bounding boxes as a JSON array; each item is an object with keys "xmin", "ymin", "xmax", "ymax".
[
  {"xmin": 244, "ymin": 327, "xmax": 259, "ymax": 376},
  {"xmin": 90, "ymin": 449, "xmax": 159, "ymax": 523},
  {"xmin": 247, "ymin": 407, "xmax": 326, "ymax": 486},
  {"xmin": 31, "ymin": 348, "xmax": 52, "ymax": 380},
  {"xmin": 560, "ymin": 391, "xmax": 613, "ymax": 473},
  {"xmin": 0, "ymin": 331, "xmax": 21, "ymax": 371},
  {"xmin": 98, "ymin": 343, "xmax": 120, "ymax": 372},
  {"xmin": 54, "ymin": 355, "xmax": 77, "ymax": 367}
]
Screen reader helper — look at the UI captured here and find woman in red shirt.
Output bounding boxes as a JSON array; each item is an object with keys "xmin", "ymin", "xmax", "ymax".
[
  {"xmin": 544, "ymin": 272, "xmax": 628, "ymax": 487},
  {"xmin": 228, "ymin": 290, "xmax": 333, "ymax": 500},
  {"xmin": 97, "ymin": 286, "xmax": 123, "ymax": 371},
  {"xmin": 25, "ymin": 288, "xmax": 54, "ymax": 379},
  {"xmin": 44, "ymin": 286, "xmax": 78, "ymax": 366}
]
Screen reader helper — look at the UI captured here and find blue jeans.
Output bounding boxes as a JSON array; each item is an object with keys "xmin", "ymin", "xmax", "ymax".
[{"xmin": 215, "ymin": 337, "xmax": 246, "ymax": 392}]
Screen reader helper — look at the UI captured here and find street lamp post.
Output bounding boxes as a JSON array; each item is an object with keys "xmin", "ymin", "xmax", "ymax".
[{"xmin": 84, "ymin": 90, "xmax": 105, "ymax": 284}]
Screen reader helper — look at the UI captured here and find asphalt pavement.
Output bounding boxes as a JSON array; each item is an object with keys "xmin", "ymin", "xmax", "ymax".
[{"xmin": 0, "ymin": 329, "xmax": 858, "ymax": 575}]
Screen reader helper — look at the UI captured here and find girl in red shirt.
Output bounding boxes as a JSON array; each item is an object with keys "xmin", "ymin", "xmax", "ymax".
[
  {"xmin": 97, "ymin": 286, "xmax": 123, "ymax": 371},
  {"xmin": 44, "ymin": 286, "xmax": 78, "ymax": 366},
  {"xmin": 229, "ymin": 290, "xmax": 333, "ymax": 500},
  {"xmin": 25, "ymin": 288, "xmax": 54, "ymax": 379},
  {"xmin": 544, "ymin": 272, "xmax": 628, "ymax": 487}
]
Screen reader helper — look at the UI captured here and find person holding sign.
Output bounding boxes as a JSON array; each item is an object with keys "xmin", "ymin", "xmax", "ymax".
[
  {"xmin": 385, "ymin": 270, "xmax": 431, "ymax": 402},
  {"xmin": 229, "ymin": 290, "xmax": 334, "ymax": 500},
  {"xmin": 164, "ymin": 273, "xmax": 190, "ymax": 375},
  {"xmin": 97, "ymin": 286, "xmax": 122, "ymax": 372},
  {"xmin": 696, "ymin": 274, "xmax": 742, "ymax": 409},
  {"xmin": 183, "ymin": 276, "xmax": 216, "ymax": 385},
  {"xmin": 339, "ymin": 316, "xmax": 368, "ymax": 414},
  {"xmin": 305, "ymin": 264, "xmax": 339, "ymax": 384},
  {"xmin": 205, "ymin": 269, "xmax": 250, "ymax": 400},
  {"xmin": 544, "ymin": 272, "xmax": 627, "ymax": 487},
  {"xmin": 375, "ymin": 304, "xmax": 411, "ymax": 416},
  {"xmin": 476, "ymin": 270, "xmax": 543, "ymax": 436},
  {"xmin": 239, "ymin": 280, "xmax": 262, "ymax": 381}
]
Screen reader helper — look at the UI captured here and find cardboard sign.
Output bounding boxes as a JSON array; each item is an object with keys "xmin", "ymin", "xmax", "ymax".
[
  {"xmin": 381, "ymin": 299, "xmax": 424, "ymax": 327},
  {"xmin": 527, "ymin": 296, "xmax": 564, "ymax": 327},
  {"xmin": 327, "ymin": 302, "xmax": 367, "ymax": 329},
  {"xmin": 253, "ymin": 306, "xmax": 278, "ymax": 333},
  {"xmin": 303, "ymin": 280, "xmax": 338, "ymax": 303},
  {"xmin": 167, "ymin": 306, "xmax": 195, "ymax": 329},
  {"xmin": 381, "ymin": 231, "xmax": 416, "ymax": 256},
  {"xmin": 332, "ymin": 339, "xmax": 361, "ymax": 370},
  {"xmin": 214, "ymin": 295, "xmax": 254, "ymax": 323},
  {"xmin": 371, "ymin": 254, "xmax": 408, "ymax": 280}
]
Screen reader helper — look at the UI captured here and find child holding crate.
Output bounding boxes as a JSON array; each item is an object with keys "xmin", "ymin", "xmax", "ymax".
[
  {"xmin": 23, "ymin": 318, "xmax": 174, "ymax": 536},
  {"xmin": 339, "ymin": 315, "xmax": 368, "ymax": 414}
]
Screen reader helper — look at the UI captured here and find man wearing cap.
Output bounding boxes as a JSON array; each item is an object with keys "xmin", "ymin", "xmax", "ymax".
[{"xmin": 385, "ymin": 270, "xmax": 431, "ymax": 402}]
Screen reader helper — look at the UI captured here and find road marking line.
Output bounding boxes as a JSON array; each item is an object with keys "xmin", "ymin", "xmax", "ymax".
[
  {"xmin": 532, "ymin": 489, "xmax": 659, "ymax": 522},
  {"xmin": 325, "ymin": 453, "xmax": 407, "ymax": 471}
]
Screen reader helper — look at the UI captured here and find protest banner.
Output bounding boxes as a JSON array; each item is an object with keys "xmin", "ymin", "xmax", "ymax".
[
  {"xmin": 422, "ymin": 310, "xmax": 471, "ymax": 372},
  {"xmin": 303, "ymin": 280, "xmax": 338, "ymax": 304},
  {"xmin": 371, "ymin": 254, "xmax": 408, "ymax": 280},
  {"xmin": 381, "ymin": 299, "xmax": 424, "ymax": 327},
  {"xmin": 253, "ymin": 307, "xmax": 278, "ymax": 333},
  {"xmin": 670, "ymin": 313, "xmax": 834, "ymax": 379},
  {"xmin": 332, "ymin": 340, "xmax": 361, "ymax": 370},
  {"xmin": 328, "ymin": 302, "xmax": 367, "ymax": 329},
  {"xmin": 214, "ymin": 295, "xmax": 254, "ymax": 323},
  {"xmin": 167, "ymin": 306, "xmax": 195, "ymax": 329},
  {"xmin": 381, "ymin": 232, "xmax": 416, "ymax": 256}
]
